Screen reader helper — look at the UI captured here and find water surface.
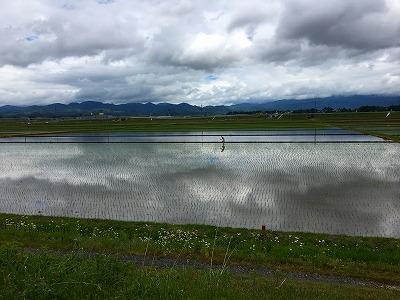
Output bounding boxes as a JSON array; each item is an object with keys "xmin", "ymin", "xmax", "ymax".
[
  {"xmin": 1, "ymin": 129, "xmax": 385, "ymax": 143},
  {"xmin": 0, "ymin": 142, "xmax": 398, "ymax": 237}
]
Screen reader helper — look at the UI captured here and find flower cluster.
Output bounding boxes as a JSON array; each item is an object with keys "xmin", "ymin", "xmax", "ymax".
[
  {"xmin": 145, "ymin": 228, "xmax": 211, "ymax": 254},
  {"xmin": 4, "ymin": 217, "xmax": 120, "ymax": 239}
]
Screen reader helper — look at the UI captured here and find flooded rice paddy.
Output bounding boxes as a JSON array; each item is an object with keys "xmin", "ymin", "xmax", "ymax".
[
  {"xmin": 1, "ymin": 129, "xmax": 385, "ymax": 142},
  {"xmin": 0, "ymin": 131, "xmax": 399, "ymax": 237}
]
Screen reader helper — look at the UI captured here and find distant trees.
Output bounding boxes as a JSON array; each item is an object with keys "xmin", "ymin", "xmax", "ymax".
[
  {"xmin": 292, "ymin": 109, "xmax": 316, "ymax": 114},
  {"xmin": 388, "ymin": 105, "xmax": 400, "ymax": 111},
  {"xmin": 321, "ymin": 107, "xmax": 334, "ymax": 113},
  {"xmin": 357, "ymin": 105, "xmax": 386, "ymax": 112},
  {"xmin": 226, "ymin": 111, "xmax": 264, "ymax": 115},
  {"xmin": 223, "ymin": 104, "xmax": 400, "ymax": 116}
]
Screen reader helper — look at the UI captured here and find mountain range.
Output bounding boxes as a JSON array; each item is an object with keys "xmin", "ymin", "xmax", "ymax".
[{"xmin": 0, "ymin": 95, "xmax": 399, "ymax": 118}]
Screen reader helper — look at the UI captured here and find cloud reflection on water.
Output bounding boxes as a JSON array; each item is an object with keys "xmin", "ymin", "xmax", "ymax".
[{"xmin": 0, "ymin": 143, "xmax": 399, "ymax": 237}]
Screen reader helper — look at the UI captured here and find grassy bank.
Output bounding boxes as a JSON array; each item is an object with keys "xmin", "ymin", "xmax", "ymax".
[
  {"xmin": 1, "ymin": 214, "xmax": 399, "ymax": 286},
  {"xmin": 1, "ymin": 244, "xmax": 399, "ymax": 300}
]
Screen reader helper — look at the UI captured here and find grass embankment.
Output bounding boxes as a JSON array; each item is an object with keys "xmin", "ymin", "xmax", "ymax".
[{"xmin": 1, "ymin": 214, "xmax": 399, "ymax": 299}]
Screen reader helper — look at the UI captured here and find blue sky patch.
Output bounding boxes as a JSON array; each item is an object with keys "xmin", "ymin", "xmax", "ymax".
[
  {"xmin": 205, "ymin": 75, "xmax": 218, "ymax": 81},
  {"xmin": 61, "ymin": 3, "xmax": 75, "ymax": 10},
  {"xmin": 25, "ymin": 35, "xmax": 39, "ymax": 42},
  {"xmin": 97, "ymin": 0, "xmax": 114, "ymax": 4}
]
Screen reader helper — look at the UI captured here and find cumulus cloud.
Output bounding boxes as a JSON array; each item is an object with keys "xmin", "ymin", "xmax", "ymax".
[{"xmin": 0, "ymin": 0, "xmax": 399, "ymax": 106}]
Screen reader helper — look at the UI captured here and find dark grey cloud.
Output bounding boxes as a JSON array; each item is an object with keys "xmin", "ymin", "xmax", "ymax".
[
  {"xmin": 0, "ymin": 0, "xmax": 400, "ymax": 106},
  {"xmin": 277, "ymin": 0, "xmax": 400, "ymax": 50},
  {"xmin": 249, "ymin": 0, "xmax": 400, "ymax": 66},
  {"xmin": 0, "ymin": 2, "xmax": 144, "ymax": 67},
  {"xmin": 75, "ymin": 85, "xmax": 155, "ymax": 103},
  {"xmin": 227, "ymin": 1, "xmax": 273, "ymax": 35}
]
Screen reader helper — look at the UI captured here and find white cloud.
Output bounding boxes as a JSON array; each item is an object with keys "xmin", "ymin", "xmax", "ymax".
[{"xmin": 0, "ymin": 0, "xmax": 399, "ymax": 106}]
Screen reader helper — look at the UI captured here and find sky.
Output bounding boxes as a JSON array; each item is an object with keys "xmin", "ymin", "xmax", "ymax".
[{"xmin": 0, "ymin": 0, "xmax": 400, "ymax": 107}]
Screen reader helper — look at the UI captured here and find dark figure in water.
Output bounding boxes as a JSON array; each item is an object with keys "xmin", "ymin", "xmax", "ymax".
[{"xmin": 220, "ymin": 136, "xmax": 225, "ymax": 143}]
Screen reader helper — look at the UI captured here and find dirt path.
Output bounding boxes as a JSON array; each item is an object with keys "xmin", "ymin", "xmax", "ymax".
[{"xmin": 24, "ymin": 248, "xmax": 399, "ymax": 290}]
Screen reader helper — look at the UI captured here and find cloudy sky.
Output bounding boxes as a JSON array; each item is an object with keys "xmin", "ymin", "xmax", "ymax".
[{"xmin": 1, "ymin": 0, "xmax": 400, "ymax": 107}]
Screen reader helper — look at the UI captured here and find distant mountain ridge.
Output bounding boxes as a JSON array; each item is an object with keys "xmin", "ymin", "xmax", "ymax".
[{"xmin": 0, "ymin": 95, "xmax": 399, "ymax": 118}]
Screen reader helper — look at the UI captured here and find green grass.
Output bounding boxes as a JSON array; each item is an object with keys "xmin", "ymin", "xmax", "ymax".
[
  {"xmin": 0, "ymin": 114, "xmax": 329, "ymax": 136},
  {"xmin": 1, "ymin": 244, "xmax": 399, "ymax": 299},
  {"xmin": 1, "ymin": 214, "xmax": 399, "ymax": 286},
  {"xmin": 317, "ymin": 111, "xmax": 400, "ymax": 141}
]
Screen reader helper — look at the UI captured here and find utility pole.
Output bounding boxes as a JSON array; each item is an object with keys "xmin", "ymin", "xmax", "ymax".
[
  {"xmin": 107, "ymin": 113, "xmax": 109, "ymax": 143},
  {"xmin": 314, "ymin": 99, "xmax": 317, "ymax": 143},
  {"xmin": 201, "ymin": 103, "xmax": 203, "ymax": 145},
  {"xmin": 314, "ymin": 99, "xmax": 317, "ymax": 120}
]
